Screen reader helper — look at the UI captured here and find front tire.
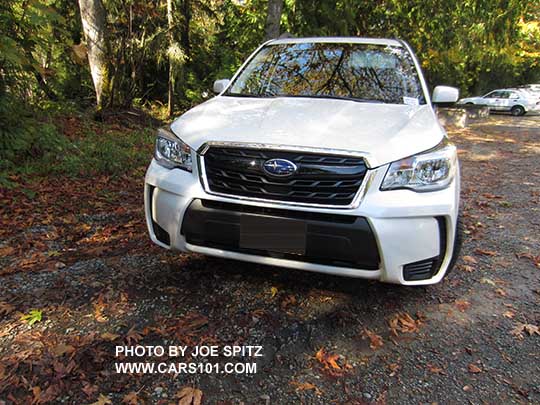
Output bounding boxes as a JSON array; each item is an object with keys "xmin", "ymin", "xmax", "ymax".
[
  {"xmin": 445, "ymin": 215, "xmax": 464, "ymax": 276},
  {"xmin": 510, "ymin": 105, "xmax": 525, "ymax": 116}
]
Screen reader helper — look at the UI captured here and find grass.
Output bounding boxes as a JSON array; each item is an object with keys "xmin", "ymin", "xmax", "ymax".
[
  {"xmin": 0, "ymin": 105, "xmax": 157, "ymax": 187},
  {"xmin": 52, "ymin": 127, "xmax": 155, "ymax": 176}
]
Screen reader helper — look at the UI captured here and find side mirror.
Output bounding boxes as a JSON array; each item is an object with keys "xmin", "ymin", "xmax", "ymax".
[
  {"xmin": 213, "ymin": 79, "xmax": 230, "ymax": 94},
  {"xmin": 432, "ymin": 86, "xmax": 459, "ymax": 104}
]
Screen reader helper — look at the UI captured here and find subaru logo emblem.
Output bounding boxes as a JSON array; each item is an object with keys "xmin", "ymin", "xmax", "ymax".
[{"xmin": 263, "ymin": 158, "xmax": 297, "ymax": 177}]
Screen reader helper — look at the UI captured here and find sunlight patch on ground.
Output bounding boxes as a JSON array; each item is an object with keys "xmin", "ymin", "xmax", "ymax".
[{"xmin": 519, "ymin": 142, "xmax": 540, "ymax": 154}]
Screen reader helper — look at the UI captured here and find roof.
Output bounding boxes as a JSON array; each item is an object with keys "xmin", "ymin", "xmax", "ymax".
[{"xmin": 268, "ymin": 37, "xmax": 403, "ymax": 47}]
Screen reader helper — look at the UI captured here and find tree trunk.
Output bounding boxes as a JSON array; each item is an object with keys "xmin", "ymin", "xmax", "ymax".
[
  {"xmin": 167, "ymin": 0, "xmax": 174, "ymax": 117},
  {"xmin": 264, "ymin": 0, "xmax": 284, "ymax": 41},
  {"xmin": 78, "ymin": 0, "xmax": 111, "ymax": 109},
  {"xmin": 180, "ymin": 0, "xmax": 191, "ymax": 54}
]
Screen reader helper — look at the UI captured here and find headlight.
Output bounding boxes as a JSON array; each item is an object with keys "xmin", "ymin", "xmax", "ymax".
[
  {"xmin": 154, "ymin": 127, "xmax": 192, "ymax": 171},
  {"xmin": 381, "ymin": 139, "xmax": 457, "ymax": 192}
]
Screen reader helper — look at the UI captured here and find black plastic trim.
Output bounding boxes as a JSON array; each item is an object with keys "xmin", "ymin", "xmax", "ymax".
[
  {"xmin": 147, "ymin": 185, "xmax": 171, "ymax": 246},
  {"xmin": 181, "ymin": 199, "xmax": 380, "ymax": 270}
]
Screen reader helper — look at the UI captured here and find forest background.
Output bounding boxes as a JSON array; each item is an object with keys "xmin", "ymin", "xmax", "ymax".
[{"xmin": 1, "ymin": 0, "xmax": 539, "ymax": 182}]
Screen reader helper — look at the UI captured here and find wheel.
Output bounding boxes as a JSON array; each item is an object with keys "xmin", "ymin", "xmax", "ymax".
[
  {"xmin": 510, "ymin": 105, "xmax": 525, "ymax": 116},
  {"xmin": 445, "ymin": 215, "xmax": 464, "ymax": 276},
  {"xmin": 465, "ymin": 102, "xmax": 473, "ymax": 105}
]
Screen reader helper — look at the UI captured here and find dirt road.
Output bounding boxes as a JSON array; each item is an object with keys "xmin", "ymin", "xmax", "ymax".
[{"xmin": 1, "ymin": 115, "xmax": 539, "ymax": 404}]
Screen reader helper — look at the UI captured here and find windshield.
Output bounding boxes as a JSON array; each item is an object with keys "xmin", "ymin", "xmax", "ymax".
[{"xmin": 225, "ymin": 42, "xmax": 426, "ymax": 104}]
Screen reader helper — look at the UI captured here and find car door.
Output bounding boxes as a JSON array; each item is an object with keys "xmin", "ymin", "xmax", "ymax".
[
  {"xmin": 481, "ymin": 91, "xmax": 503, "ymax": 109},
  {"xmin": 506, "ymin": 91, "xmax": 523, "ymax": 111},
  {"xmin": 494, "ymin": 91, "xmax": 512, "ymax": 111}
]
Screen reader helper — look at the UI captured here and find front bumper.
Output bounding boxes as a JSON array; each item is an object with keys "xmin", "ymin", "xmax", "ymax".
[{"xmin": 144, "ymin": 158, "xmax": 460, "ymax": 286}]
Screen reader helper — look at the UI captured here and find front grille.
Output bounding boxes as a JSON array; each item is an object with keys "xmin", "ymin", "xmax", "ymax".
[{"xmin": 202, "ymin": 146, "xmax": 368, "ymax": 206}]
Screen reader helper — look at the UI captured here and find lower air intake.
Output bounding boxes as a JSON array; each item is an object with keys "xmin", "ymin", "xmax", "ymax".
[{"xmin": 403, "ymin": 257, "xmax": 439, "ymax": 281}]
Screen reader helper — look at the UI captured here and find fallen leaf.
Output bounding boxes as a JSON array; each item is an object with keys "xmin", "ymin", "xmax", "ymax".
[
  {"xmin": 516, "ymin": 252, "xmax": 540, "ymax": 268},
  {"xmin": 269, "ymin": 287, "xmax": 278, "ymax": 298},
  {"xmin": 388, "ymin": 312, "xmax": 421, "ymax": 336},
  {"xmin": 480, "ymin": 278, "xmax": 496, "ymax": 286},
  {"xmin": 0, "ymin": 302, "xmax": 15, "ymax": 316},
  {"xmin": 468, "ymin": 363, "xmax": 482, "ymax": 373},
  {"xmin": 427, "ymin": 364, "xmax": 445, "ymax": 374},
  {"xmin": 462, "ymin": 255, "xmax": 478, "ymax": 264},
  {"xmin": 290, "ymin": 381, "xmax": 323, "ymax": 395},
  {"xmin": 495, "ymin": 288, "xmax": 507, "ymax": 297},
  {"xmin": 125, "ymin": 327, "xmax": 143, "ymax": 345},
  {"xmin": 91, "ymin": 394, "xmax": 112, "ymax": 405},
  {"xmin": 503, "ymin": 310, "xmax": 515, "ymax": 319},
  {"xmin": 523, "ymin": 324, "xmax": 540, "ymax": 336},
  {"xmin": 93, "ymin": 297, "xmax": 108, "ymax": 323},
  {"xmin": 0, "ymin": 246, "xmax": 15, "ymax": 256},
  {"xmin": 122, "ymin": 391, "xmax": 140, "ymax": 404},
  {"xmin": 363, "ymin": 329, "xmax": 384, "ymax": 350},
  {"xmin": 461, "ymin": 265, "xmax": 474, "ymax": 272},
  {"xmin": 463, "ymin": 385, "xmax": 472, "ymax": 392},
  {"xmin": 455, "ymin": 300, "xmax": 471, "ymax": 312},
  {"xmin": 388, "ymin": 363, "xmax": 400, "ymax": 376},
  {"xmin": 82, "ymin": 383, "xmax": 98, "ymax": 398},
  {"xmin": 281, "ymin": 295, "xmax": 296, "ymax": 310},
  {"xmin": 511, "ymin": 323, "xmax": 540, "ymax": 339},
  {"xmin": 315, "ymin": 348, "xmax": 341, "ymax": 372},
  {"xmin": 481, "ymin": 193, "xmax": 501, "ymax": 199},
  {"xmin": 51, "ymin": 343, "xmax": 75, "ymax": 357},
  {"xmin": 101, "ymin": 332, "xmax": 120, "ymax": 341},
  {"xmin": 176, "ymin": 387, "xmax": 203, "ymax": 405},
  {"xmin": 32, "ymin": 386, "xmax": 41, "ymax": 403},
  {"xmin": 474, "ymin": 248, "xmax": 497, "ymax": 256}
]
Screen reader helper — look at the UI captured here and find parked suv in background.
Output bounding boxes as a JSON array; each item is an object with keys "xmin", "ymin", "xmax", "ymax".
[
  {"xmin": 458, "ymin": 88, "xmax": 540, "ymax": 116},
  {"xmin": 145, "ymin": 37, "xmax": 462, "ymax": 285}
]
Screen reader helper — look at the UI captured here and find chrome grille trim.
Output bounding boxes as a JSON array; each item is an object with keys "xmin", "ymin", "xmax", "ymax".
[{"xmin": 198, "ymin": 142, "xmax": 374, "ymax": 209}]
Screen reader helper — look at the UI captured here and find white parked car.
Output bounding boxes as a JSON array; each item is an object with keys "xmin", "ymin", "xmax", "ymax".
[
  {"xmin": 517, "ymin": 85, "xmax": 540, "ymax": 100},
  {"xmin": 145, "ymin": 37, "xmax": 462, "ymax": 285},
  {"xmin": 458, "ymin": 88, "xmax": 540, "ymax": 116},
  {"xmin": 519, "ymin": 84, "xmax": 540, "ymax": 92}
]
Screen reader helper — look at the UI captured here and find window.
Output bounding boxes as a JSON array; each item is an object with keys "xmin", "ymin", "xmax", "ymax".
[
  {"xmin": 484, "ymin": 91, "xmax": 503, "ymax": 98},
  {"xmin": 226, "ymin": 42, "xmax": 426, "ymax": 105}
]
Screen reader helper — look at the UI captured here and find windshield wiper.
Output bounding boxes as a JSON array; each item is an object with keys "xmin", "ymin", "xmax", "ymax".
[
  {"xmin": 223, "ymin": 92, "xmax": 275, "ymax": 98},
  {"xmin": 281, "ymin": 94, "xmax": 387, "ymax": 104}
]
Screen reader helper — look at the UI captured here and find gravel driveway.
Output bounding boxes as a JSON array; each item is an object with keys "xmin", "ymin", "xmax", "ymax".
[{"xmin": 1, "ymin": 115, "xmax": 539, "ymax": 404}]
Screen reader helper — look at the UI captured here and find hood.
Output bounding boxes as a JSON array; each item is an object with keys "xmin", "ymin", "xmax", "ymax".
[{"xmin": 170, "ymin": 96, "xmax": 444, "ymax": 167}]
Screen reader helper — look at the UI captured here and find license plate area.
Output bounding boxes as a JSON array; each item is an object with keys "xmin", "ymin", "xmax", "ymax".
[{"xmin": 240, "ymin": 215, "xmax": 306, "ymax": 255}]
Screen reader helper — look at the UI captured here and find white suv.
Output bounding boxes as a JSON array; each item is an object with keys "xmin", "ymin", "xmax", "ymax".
[{"xmin": 145, "ymin": 37, "xmax": 462, "ymax": 285}]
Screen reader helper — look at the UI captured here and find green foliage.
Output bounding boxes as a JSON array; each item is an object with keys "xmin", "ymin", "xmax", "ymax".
[
  {"xmin": 1, "ymin": 97, "xmax": 154, "ymax": 180},
  {"xmin": 282, "ymin": 0, "xmax": 540, "ymax": 95},
  {"xmin": 0, "ymin": 98, "xmax": 68, "ymax": 172},
  {"xmin": 56, "ymin": 127, "xmax": 155, "ymax": 176},
  {"xmin": 21, "ymin": 309, "xmax": 43, "ymax": 325},
  {"xmin": 0, "ymin": 0, "xmax": 539, "ymax": 129}
]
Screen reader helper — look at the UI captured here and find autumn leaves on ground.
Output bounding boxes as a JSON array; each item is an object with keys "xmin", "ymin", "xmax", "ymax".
[{"xmin": 1, "ymin": 114, "xmax": 540, "ymax": 404}]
